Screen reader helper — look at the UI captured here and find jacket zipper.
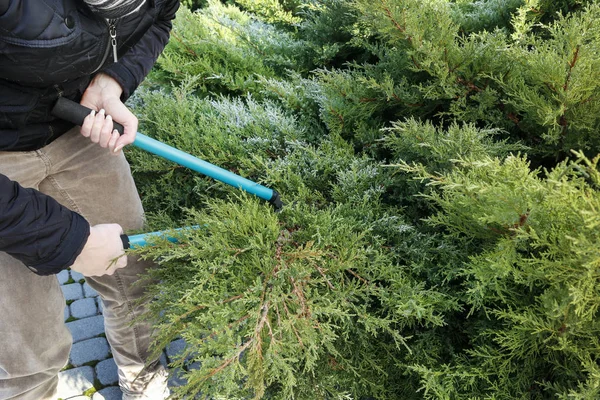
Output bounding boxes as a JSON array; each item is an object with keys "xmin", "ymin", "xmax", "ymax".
[
  {"xmin": 91, "ymin": 19, "xmax": 117, "ymax": 74},
  {"xmin": 109, "ymin": 20, "xmax": 118, "ymax": 63}
]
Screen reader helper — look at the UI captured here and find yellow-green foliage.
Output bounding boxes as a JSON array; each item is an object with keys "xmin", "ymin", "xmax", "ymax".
[
  {"xmin": 234, "ymin": 0, "xmax": 302, "ymax": 25},
  {"xmin": 398, "ymin": 152, "xmax": 600, "ymax": 397}
]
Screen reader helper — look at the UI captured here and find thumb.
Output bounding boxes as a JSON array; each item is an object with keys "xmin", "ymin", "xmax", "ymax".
[{"xmin": 106, "ymin": 98, "xmax": 138, "ymax": 153}]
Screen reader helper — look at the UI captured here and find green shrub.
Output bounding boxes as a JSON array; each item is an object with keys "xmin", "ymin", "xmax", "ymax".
[{"xmin": 127, "ymin": 1, "xmax": 600, "ymax": 398}]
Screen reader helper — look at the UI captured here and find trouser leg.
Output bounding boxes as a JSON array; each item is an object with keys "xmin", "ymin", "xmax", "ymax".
[
  {"xmin": 38, "ymin": 129, "xmax": 166, "ymax": 396},
  {"xmin": 0, "ymin": 151, "xmax": 70, "ymax": 400},
  {"xmin": 0, "ymin": 254, "xmax": 70, "ymax": 400}
]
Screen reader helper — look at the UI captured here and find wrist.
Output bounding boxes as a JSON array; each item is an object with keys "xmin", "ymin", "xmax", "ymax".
[{"xmin": 88, "ymin": 73, "xmax": 124, "ymax": 98}]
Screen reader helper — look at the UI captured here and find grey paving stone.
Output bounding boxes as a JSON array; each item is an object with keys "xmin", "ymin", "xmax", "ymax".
[
  {"xmin": 57, "ymin": 269, "xmax": 71, "ymax": 285},
  {"xmin": 83, "ymin": 282, "xmax": 98, "ymax": 297},
  {"xmin": 159, "ymin": 351, "xmax": 168, "ymax": 367},
  {"xmin": 56, "ymin": 366, "xmax": 94, "ymax": 397},
  {"xmin": 187, "ymin": 361, "xmax": 201, "ymax": 371},
  {"xmin": 96, "ymin": 358, "xmax": 119, "ymax": 386},
  {"xmin": 166, "ymin": 338, "xmax": 186, "ymax": 362},
  {"xmin": 168, "ymin": 368, "xmax": 187, "ymax": 388},
  {"xmin": 71, "ymin": 270, "xmax": 85, "ymax": 283},
  {"xmin": 67, "ymin": 315, "xmax": 105, "ymax": 343},
  {"xmin": 92, "ymin": 386, "xmax": 122, "ymax": 400},
  {"xmin": 70, "ymin": 337, "xmax": 110, "ymax": 366},
  {"xmin": 64, "ymin": 306, "xmax": 70, "ymax": 322},
  {"xmin": 71, "ymin": 298, "xmax": 98, "ymax": 319},
  {"xmin": 62, "ymin": 283, "xmax": 84, "ymax": 301}
]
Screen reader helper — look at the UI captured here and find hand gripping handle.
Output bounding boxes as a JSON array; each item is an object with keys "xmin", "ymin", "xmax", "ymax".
[{"xmin": 51, "ymin": 97, "xmax": 125, "ymax": 135}]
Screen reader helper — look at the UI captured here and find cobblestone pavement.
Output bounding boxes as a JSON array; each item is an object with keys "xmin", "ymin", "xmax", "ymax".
[{"xmin": 56, "ymin": 269, "xmax": 188, "ymax": 400}]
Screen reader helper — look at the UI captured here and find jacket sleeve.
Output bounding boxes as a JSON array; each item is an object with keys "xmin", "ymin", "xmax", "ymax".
[
  {"xmin": 0, "ymin": 174, "xmax": 90, "ymax": 275},
  {"xmin": 101, "ymin": 0, "xmax": 180, "ymax": 100}
]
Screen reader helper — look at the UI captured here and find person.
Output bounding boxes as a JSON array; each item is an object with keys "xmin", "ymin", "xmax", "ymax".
[{"xmin": 0, "ymin": 0, "xmax": 180, "ymax": 398}]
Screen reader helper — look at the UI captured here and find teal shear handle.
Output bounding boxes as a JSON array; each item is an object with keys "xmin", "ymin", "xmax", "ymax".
[
  {"xmin": 51, "ymin": 97, "xmax": 283, "ymax": 210},
  {"xmin": 121, "ymin": 229, "xmax": 185, "ymax": 249},
  {"xmin": 134, "ymin": 133, "xmax": 278, "ymax": 204}
]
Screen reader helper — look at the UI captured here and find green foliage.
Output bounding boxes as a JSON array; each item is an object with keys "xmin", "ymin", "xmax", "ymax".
[
  {"xmin": 398, "ymin": 152, "xmax": 600, "ymax": 398},
  {"xmin": 140, "ymin": 197, "xmax": 439, "ymax": 399},
  {"xmin": 451, "ymin": 0, "xmax": 524, "ymax": 33},
  {"xmin": 233, "ymin": 0, "xmax": 302, "ymax": 25},
  {"xmin": 334, "ymin": 0, "xmax": 600, "ymax": 157},
  {"xmin": 127, "ymin": 0, "xmax": 600, "ymax": 398},
  {"xmin": 497, "ymin": 3, "xmax": 600, "ymax": 155},
  {"xmin": 384, "ymin": 119, "xmax": 526, "ymax": 172},
  {"xmin": 150, "ymin": 1, "xmax": 304, "ymax": 94},
  {"xmin": 296, "ymin": 0, "xmax": 366, "ymax": 68}
]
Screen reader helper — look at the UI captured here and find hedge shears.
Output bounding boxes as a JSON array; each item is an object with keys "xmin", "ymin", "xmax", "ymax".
[{"xmin": 52, "ymin": 97, "xmax": 283, "ymax": 248}]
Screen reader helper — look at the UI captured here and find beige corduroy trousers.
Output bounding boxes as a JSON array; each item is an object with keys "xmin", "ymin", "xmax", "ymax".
[{"xmin": 0, "ymin": 128, "xmax": 165, "ymax": 400}]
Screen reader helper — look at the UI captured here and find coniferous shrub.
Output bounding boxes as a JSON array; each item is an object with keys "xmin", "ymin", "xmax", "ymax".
[
  {"xmin": 397, "ymin": 152, "xmax": 600, "ymax": 398},
  {"xmin": 127, "ymin": 1, "xmax": 600, "ymax": 398}
]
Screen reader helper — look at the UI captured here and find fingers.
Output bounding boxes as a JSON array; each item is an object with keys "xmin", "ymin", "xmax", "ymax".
[
  {"xmin": 113, "ymin": 129, "xmax": 135, "ymax": 155},
  {"xmin": 81, "ymin": 109, "xmax": 120, "ymax": 149},
  {"xmin": 79, "ymin": 100, "xmax": 137, "ymax": 155},
  {"xmin": 102, "ymin": 224, "xmax": 128, "ymax": 276},
  {"xmin": 70, "ymin": 223, "xmax": 129, "ymax": 277},
  {"xmin": 107, "ymin": 100, "xmax": 137, "ymax": 155},
  {"xmin": 108, "ymin": 128, "xmax": 120, "ymax": 150},
  {"xmin": 104, "ymin": 224, "xmax": 127, "ymax": 275},
  {"xmin": 80, "ymin": 109, "xmax": 96, "ymax": 137}
]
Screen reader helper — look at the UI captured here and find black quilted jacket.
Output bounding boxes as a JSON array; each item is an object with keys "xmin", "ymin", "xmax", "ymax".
[{"xmin": 0, "ymin": 0, "xmax": 179, "ymax": 275}]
